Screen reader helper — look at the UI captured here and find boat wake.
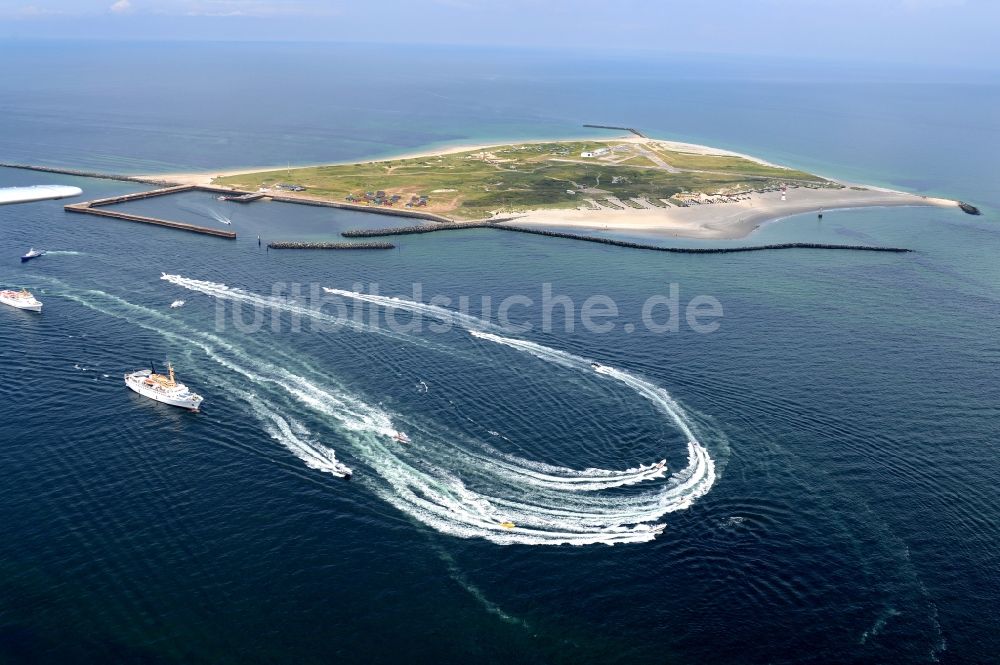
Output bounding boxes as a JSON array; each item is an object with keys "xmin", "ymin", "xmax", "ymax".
[
  {"xmin": 322, "ymin": 286, "xmax": 500, "ymax": 332},
  {"xmin": 177, "ymin": 200, "xmax": 232, "ymax": 226},
  {"xmin": 316, "ymin": 285, "xmax": 720, "ymax": 541},
  {"xmin": 115, "ymin": 275, "xmax": 722, "ymax": 545}
]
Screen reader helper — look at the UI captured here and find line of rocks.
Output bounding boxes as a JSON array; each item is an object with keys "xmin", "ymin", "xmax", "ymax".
[
  {"xmin": 267, "ymin": 241, "xmax": 395, "ymax": 249},
  {"xmin": 340, "ymin": 222, "xmax": 912, "ymax": 253}
]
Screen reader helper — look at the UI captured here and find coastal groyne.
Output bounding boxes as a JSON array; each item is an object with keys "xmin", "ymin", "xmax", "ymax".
[
  {"xmin": 340, "ymin": 222, "xmax": 911, "ymax": 253},
  {"xmin": 267, "ymin": 241, "xmax": 394, "ymax": 250},
  {"xmin": 0, "ymin": 162, "xmax": 175, "ymax": 186},
  {"xmin": 494, "ymin": 226, "xmax": 912, "ymax": 253},
  {"xmin": 583, "ymin": 124, "xmax": 647, "ymax": 138}
]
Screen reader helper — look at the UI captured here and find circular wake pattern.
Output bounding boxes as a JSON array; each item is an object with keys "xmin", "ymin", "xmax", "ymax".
[{"xmin": 68, "ymin": 274, "xmax": 724, "ymax": 545}]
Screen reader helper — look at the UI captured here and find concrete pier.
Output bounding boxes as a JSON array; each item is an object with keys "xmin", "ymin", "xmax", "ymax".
[
  {"xmin": 267, "ymin": 194, "xmax": 451, "ymax": 222},
  {"xmin": 64, "ymin": 184, "xmax": 243, "ymax": 238},
  {"xmin": 78, "ymin": 185, "xmax": 195, "ymax": 207},
  {"xmin": 65, "ymin": 204, "xmax": 237, "ymax": 238}
]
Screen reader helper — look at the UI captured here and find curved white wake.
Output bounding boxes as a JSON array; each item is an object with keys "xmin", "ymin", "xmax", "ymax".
[
  {"xmin": 322, "ymin": 286, "xmax": 500, "ymax": 332},
  {"xmin": 320, "ymin": 287, "xmax": 718, "ymax": 536},
  {"xmin": 164, "ymin": 274, "xmax": 673, "ymax": 488},
  {"xmin": 159, "ymin": 274, "xmax": 721, "ymax": 545}
]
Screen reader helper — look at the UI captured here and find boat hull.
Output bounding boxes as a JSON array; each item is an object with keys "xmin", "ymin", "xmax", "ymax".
[
  {"xmin": 124, "ymin": 372, "xmax": 203, "ymax": 411},
  {"xmin": 0, "ymin": 296, "xmax": 42, "ymax": 312}
]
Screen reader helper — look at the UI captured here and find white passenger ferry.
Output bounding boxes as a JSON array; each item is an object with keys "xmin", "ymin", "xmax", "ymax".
[
  {"xmin": 124, "ymin": 363, "xmax": 204, "ymax": 411},
  {"xmin": 0, "ymin": 288, "xmax": 43, "ymax": 312}
]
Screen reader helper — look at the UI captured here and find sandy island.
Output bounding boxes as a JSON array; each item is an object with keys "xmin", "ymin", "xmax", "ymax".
[{"xmin": 146, "ymin": 136, "xmax": 958, "ymax": 241}]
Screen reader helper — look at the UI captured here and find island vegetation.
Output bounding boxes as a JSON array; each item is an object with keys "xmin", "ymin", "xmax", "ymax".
[{"xmin": 212, "ymin": 138, "xmax": 833, "ymax": 221}]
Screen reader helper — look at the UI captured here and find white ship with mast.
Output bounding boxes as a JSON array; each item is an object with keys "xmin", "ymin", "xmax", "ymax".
[
  {"xmin": 124, "ymin": 362, "xmax": 204, "ymax": 411},
  {"xmin": 0, "ymin": 288, "xmax": 43, "ymax": 312}
]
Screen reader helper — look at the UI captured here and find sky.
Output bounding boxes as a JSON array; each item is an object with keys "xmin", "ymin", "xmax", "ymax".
[{"xmin": 0, "ymin": 0, "xmax": 997, "ymax": 67}]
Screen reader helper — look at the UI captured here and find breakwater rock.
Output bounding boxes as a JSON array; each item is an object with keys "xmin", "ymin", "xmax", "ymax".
[
  {"xmin": 340, "ymin": 222, "xmax": 911, "ymax": 253},
  {"xmin": 0, "ymin": 162, "xmax": 174, "ymax": 186},
  {"xmin": 267, "ymin": 241, "xmax": 395, "ymax": 250},
  {"xmin": 494, "ymin": 226, "xmax": 913, "ymax": 253},
  {"xmin": 341, "ymin": 222, "xmax": 497, "ymax": 237}
]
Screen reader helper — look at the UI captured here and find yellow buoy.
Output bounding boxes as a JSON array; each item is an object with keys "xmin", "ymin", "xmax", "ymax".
[{"xmin": 500, "ymin": 521, "xmax": 516, "ymax": 529}]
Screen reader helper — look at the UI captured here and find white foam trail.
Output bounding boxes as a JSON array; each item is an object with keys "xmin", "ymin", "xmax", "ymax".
[
  {"xmin": 322, "ymin": 286, "xmax": 500, "ymax": 332},
  {"xmin": 177, "ymin": 200, "xmax": 231, "ymax": 225},
  {"xmin": 470, "ymin": 329, "xmax": 716, "ymax": 509},
  {"xmin": 250, "ymin": 396, "xmax": 352, "ymax": 479},
  {"xmin": 316, "ymin": 287, "xmax": 717, "ymax": 530},
  {"xmin": 146, "ymin": 277, "xmax": 719, "ymax": 544},
  {"xmin": 323, "ymin": 284, "xmax": 717, "ymax": 526},
  {"xmin": 320, "ymin": 286, "xmax": 714, "ymax": 495},
  {"xmin": 61, "ymin": 288, "xmax": 356, "ymax": 480},
  {"xmin": 161, "ymin": 274, "xmax": 446, "ymax": 353},
  {"xmin": 324, "ymin": 285, "xmax": 676, "ymax": 484}
]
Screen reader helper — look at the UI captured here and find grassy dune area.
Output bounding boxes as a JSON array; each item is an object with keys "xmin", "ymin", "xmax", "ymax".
[{"xmin": 213, "ymin": 139, "xmax": 831, "ymax": 220}]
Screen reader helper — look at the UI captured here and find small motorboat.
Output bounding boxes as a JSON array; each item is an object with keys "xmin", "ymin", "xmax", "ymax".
[
  {"xmin": 392, "ymin": 431, "xmax": 411, "ymax": 444},
  {"xmin": 500, "ymin": 521, "xmax": 516, "ymax": 529},
  {"xmin": 590, "ymin": 362, "xmax": 603, "ymax": 370},
  {"xmin": 20, "ymin": 248, "xmax": 45, "ymax": 262},
  {"xmin": 170, "ymin": 300, "xmax": 185, "ymax": 309}
]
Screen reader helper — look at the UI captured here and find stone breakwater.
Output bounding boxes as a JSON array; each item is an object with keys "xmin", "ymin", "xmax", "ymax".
[
  {"xmin": 267, "ymin": 242, "xmax": 395, "ymax": 250},
  {"xmin": 340, "ymin": 222, "xmax": 912, "ymax": 253},
  {"xmin": 341, "ymin": 222, "xmax": 497, "ymax": 237},
  {"xmin": 0, "ymin": 162, "xmax": 174, "ymax": 186},
  {"xmin": 492, "ymin": 226, "xmax": 913, "ymax": 253}
]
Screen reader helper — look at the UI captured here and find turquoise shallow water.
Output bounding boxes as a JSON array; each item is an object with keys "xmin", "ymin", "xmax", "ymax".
[{"xmin": 1, "ymin": 42, "xmax": 998, "ymax": 664}]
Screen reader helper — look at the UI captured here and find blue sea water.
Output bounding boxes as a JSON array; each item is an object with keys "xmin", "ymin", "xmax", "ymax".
[{"xmin": 1, "ymin": 42, "xmax": 999, "ymax": 664}]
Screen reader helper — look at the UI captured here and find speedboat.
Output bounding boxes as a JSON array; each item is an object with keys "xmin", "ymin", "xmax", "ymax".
[
  {"xmin": 392, "ymin": 431, "xmax": 411, "ymax": 444},
  {"xmin": 590, "ymin": 362, "xmax": 603, "ymax": 370},
  {"xmin": 0, "ymin": 288, "xmax": 42, "ymax": 312},
  {"xmin": 20, "ymin": 248, "xmax": 45, "ymax": 262},
  {"xmin": 169, "ymin": 300, "xmax": 185, "ymax": 309},
  {"xmin": 124, "ymin": 362, "xmax": 203, "ymax": 411}
]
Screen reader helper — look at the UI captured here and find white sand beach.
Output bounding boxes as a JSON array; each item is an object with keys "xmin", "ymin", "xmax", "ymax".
[{"xmin": 507, "ymin": 188, "xmax": 957, "ymax": 240}]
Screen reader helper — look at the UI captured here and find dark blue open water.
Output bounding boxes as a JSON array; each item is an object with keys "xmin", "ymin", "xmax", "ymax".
[{"xmin": 1, "ymin": 42, "xmax": 998, "ymax": 664}]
